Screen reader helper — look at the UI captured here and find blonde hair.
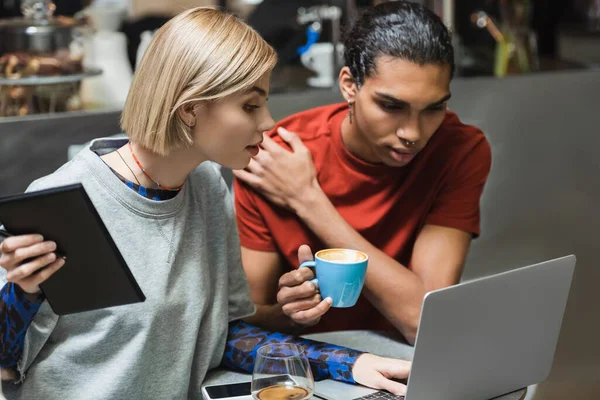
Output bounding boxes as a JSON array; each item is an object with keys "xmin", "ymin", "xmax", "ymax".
[{"xmin": 121, "ymin": 7, "xmax": 277, "ymax": 155}]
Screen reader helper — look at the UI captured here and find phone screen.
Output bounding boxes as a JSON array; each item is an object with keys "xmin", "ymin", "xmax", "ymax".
[
  {"xmin": 204, "ymin": 375, "xmax": 296, "ymax": 399},
  {"xmin": 205, "ymin": 381, "xmax": 251, "ymax": 398}
]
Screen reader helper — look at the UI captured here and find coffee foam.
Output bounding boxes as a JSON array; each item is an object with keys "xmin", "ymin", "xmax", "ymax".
[{"xmin": 317, "ymin": 249, "xmax": 367, "ymax": 263}]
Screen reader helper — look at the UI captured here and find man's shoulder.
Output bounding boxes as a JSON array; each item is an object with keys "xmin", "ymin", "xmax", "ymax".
[
  {"xmin": 435, "ymin": 111, "xmax": 490, "ymax": 156},
  {"xmin": 432, "ymin": 111, "xmax": 491, "ymax": 175},
  {"xmin": 439, "ymin": 110, "xmax": 485, "ymax": 137},
  {"xmin": 439, "ymin": 111, "xmax": 488, "ymax": 145},
  {"xmin": 267, "ymin": 103, "xmax": 346, "ymax": 144}
]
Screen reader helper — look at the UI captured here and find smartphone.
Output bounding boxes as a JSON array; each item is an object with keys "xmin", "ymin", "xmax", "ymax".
[
  {"xmin": 201, "ymin": 375, "xmax": 298, "ymax": 400},
  {"xmin": 201, "ymin": 381, "xmax": 252, "ymax": 400}
]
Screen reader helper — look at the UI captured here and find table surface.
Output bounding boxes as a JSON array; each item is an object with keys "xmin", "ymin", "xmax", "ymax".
[{"xmin": 204, "ymin": 330, "xmax": 527, "ymax": 400}]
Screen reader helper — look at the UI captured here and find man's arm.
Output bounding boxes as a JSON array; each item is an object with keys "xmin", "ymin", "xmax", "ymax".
[
  {"xmin": 240, "ymin": 247, "xmax": 294, "ymax": 332},
  {"xmin": 411, "ymin": 224, "xmax": 471, "ymax": 292},
  {"xmin": 234, "ymin": 128, "xmax": 483, "ymax": 343},
  {"xmin": 291, "ymin": 187, "xmax": 471, "ymax": 343},
  {"xmin": 241, "ymin": 246, "xmax": 332, "ymax": 333}
]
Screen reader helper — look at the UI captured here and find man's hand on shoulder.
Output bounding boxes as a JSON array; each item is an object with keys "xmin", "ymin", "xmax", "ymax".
[{"xmin": 233, "ymin": 127, "xmax": 321, "ymax": 212}]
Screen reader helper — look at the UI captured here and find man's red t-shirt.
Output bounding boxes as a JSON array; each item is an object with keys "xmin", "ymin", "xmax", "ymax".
[{"xmin": 234, "ymin": 103, "xmax": 491, "ymax": 332}]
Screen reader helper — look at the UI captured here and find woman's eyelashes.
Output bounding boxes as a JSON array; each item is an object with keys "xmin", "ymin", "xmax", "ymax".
[{"xmin": 244, "ymin": 104, "xmax": 261, "ymax": 112}]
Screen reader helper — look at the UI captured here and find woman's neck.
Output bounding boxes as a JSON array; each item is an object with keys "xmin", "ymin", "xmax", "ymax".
[{"xmin": 102, "ymin": 142, "xmax": 207, "ymax": 190}]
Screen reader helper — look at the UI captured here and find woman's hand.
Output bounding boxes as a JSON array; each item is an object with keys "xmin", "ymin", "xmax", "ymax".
[
  {"xmin": 0, "ymin": 234, "xmax": 66, "ymax": 295},
  {"xmin": 352, "ymin": 353, "xmax": 411, "ymax": 396}
]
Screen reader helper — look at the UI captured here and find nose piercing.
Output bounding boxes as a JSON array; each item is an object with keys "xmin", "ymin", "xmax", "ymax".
[{"xmin": 403, "ymin": 139, "xmax": 416, "ymax": 147}]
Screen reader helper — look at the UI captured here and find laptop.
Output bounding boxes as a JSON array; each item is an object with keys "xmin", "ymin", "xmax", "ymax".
[{"xmin": 313, "ymin": 255, "xmax": 576, "ymax": 400}]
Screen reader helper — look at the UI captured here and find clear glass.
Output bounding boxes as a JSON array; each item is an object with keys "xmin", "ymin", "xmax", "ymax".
[{"xmin": 251, "ymin": 343, "xmax": 314, "ymax": 400}]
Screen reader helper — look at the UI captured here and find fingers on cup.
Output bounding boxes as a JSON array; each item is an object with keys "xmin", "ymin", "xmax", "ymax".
[
  {"xmin": 279, "ymin": 268, "xmax": 315, "ymax": 288},
  {"xmin": 277, "ymin": 280, "xmax": 319, "ymax": 304},
  {"xmin": 297, "ymin": 244, "xmax": 314, "ymax": 263},
  {"xmin": 289, "ymin": 297, "xmax": 332, "ymax": 326},
  {"xmin": 281, "ymin": 293, "xmax": 323, "ymax": 316}
]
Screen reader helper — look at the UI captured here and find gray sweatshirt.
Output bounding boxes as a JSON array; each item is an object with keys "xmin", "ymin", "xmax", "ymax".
[{"xmin": 1, "ymin": 138, "xmax": 255, "ymax": 399}]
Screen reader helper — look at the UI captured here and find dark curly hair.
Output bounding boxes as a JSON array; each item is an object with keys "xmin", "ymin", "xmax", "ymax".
[{"xmin": 343, "ymin": 1, "xmax": 454, "ymax": 87}]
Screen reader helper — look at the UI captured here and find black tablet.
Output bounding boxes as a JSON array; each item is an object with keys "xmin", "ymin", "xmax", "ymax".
[{"xmin": 0, "ymin": 183, "xmax": 145, "ymax": 315}]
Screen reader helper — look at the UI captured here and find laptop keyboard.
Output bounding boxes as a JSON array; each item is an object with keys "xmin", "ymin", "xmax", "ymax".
[{"xmin": 353, "ymin": 391, "xmax": 405, "ymax": 400}]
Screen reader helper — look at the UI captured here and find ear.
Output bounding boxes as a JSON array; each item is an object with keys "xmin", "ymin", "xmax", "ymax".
[
  {"xmin": 339, "ymin": 67, "xmax": 358, "ymax": 102},
  {"xmin": 176, "ymin": 102, "xmax": 199, "ymax": 127}
]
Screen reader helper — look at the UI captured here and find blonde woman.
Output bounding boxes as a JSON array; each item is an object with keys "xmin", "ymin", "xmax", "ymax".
[{"xmin": 0, "ymin": 7, "xmax": 410, "ymax": 399}]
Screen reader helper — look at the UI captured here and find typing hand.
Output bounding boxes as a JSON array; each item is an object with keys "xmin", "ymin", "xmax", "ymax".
[{"xmin": 352, "ymin": 354, "xmax": 411, "ymax": 396}]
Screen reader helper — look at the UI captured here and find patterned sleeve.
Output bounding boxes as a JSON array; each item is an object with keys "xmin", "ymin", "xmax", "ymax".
[
  {"xmin": 222, "ymin": 320, "xmax": 364, "ymax": 383},
  {"xmin": 0, "ymin": 283, "xmax": 44, "ymax": 367}
]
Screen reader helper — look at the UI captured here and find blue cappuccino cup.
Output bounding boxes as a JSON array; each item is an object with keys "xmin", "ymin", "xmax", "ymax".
[{"xmin": 299, "ymin": 248, "xmax": 368, "ymax": 308}]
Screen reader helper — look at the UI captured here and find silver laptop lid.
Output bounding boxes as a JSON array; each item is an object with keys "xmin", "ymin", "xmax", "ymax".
[{"xmin": 405, "ymin": 255, "xmax": 575, "ymax": 400}]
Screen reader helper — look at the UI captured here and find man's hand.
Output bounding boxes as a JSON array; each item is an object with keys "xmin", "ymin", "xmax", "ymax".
[
  {"xmin": 233, "ymin": 127, "xmax": 320, "ymax": 211},
  {"xmin": 277, "ymin": 245, "xmax": 332, "ymax": 327},
  {"xmin": 352, "ymin": 354, "xmax": 411, "ymax": 396}
]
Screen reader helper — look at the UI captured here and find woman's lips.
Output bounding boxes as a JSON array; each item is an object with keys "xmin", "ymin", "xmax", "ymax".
[{"xmin": 246, "ymin": 144, "xmax": 260, "ymax": 157}]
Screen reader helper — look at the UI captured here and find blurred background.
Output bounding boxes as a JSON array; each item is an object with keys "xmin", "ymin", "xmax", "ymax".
[
  {"xmin": 0, "ymin": 0, "xmax": 597, "ymax": 115},
  {"xmin": 1, "ymin": 1, "xmax": 600, "ymax": 399}
]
